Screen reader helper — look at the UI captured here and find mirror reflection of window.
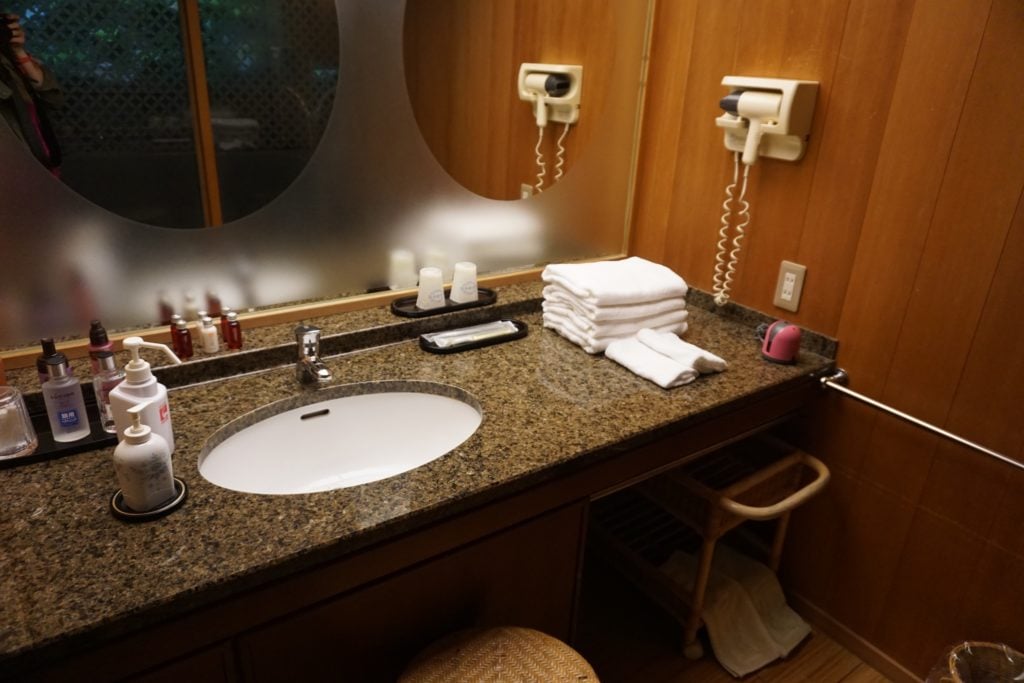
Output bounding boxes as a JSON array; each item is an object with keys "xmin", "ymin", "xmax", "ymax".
[
  {"xmin": 198, "ymin": 1, "xmax": 338, "ymax": 224},
  {"xmin": 18, "ymin": 0, "xmax": 338, "ymax": 228}
]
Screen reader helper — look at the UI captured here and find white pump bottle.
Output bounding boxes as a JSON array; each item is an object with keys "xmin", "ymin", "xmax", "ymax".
[
  {"xmin": 113, "ymin": 404, "xmax": 175, "ymax": 512},
  {"xmin": 109, "ymin": 337, "xmax": 181, "ymax": 453}
]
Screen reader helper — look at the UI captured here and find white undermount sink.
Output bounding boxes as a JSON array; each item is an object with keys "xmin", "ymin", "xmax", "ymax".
[{"xmin": 198, "ymin": 381, "xmax": 482, "ymax": 495}]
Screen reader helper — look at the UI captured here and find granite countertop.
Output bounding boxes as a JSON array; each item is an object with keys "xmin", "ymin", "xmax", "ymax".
[{"xmin": 0, "ymin": 282, "xmax": 834, "ymax": 670}]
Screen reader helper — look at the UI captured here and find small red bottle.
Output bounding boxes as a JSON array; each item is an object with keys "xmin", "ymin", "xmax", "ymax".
[
  {"xmin": 225, "ymin": 312, "xmax": 243, "ymax": 350},
  {"xmin": 173, "ymin": 319, "xmax": 194, "ymax": 360},
  {"xmin": 168, "ymin": 314, "xmax": 183, "ymax": 356},
  {"xmin": 219, "ymin": 307, "xmax": 233, "ymax": 343},
  {"xmin": 88, "ymin": 320, "xmax": 113, "ymax": 374}
]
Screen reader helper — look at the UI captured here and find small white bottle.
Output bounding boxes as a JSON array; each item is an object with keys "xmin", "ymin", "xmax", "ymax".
[
  {"xmin": 42, "ymin": 353, "xmax": 91, "ymax": 442},
  {"xmin": 109, "ymin": 337, "xmax": 181, "ymax": 453},
  {"xmin": 113, "ymin": 404, "xmax": 175, "ymax": 512},
  {"xmin": 199, "ymin": 316, "xmax": 219, "ymax": 353}
]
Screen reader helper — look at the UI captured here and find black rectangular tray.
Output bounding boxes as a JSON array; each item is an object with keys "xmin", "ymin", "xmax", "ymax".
[
  {"xmin": 419, "ymin": 320, "xmax": 528, "ymax": 354},
  {"xmin": 1, "ymin": 407, "xmax": 117, "ymax": 469},
  {"xmin": 391, "ymin": 287, "xmax": 496, "ymax": 318}
]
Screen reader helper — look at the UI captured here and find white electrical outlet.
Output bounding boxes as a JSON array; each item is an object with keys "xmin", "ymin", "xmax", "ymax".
[{"xmin": 773, "ymin": 260, "xmax": 806, "ymax": 312}]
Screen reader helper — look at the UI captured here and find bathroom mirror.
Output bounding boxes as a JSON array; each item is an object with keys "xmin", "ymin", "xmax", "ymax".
[
  {"xmin": 403, "ymin": 0, "xmax": 622, "ymax": 201},
  {"xmin": 9, "ymin": 1, "xmax": 339, "ymax": 228},
  {"xmin": 0, "ymin": 0, "xmax": 651, "ymax": 350}
]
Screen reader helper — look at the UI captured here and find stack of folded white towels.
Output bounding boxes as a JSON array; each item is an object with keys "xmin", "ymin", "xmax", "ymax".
[
  {"xmin": 542, "ymin": 257, "xmax": 727, "ymax": 388},
  {"xmin": 541, "ymin": 257, "xmax": 690, "ymax": 354}
]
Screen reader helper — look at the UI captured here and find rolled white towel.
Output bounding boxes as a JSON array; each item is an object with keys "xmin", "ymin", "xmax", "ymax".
[
  {"xmin": 543, "ymin": 314, "xmax": 688, "ymax": 354},
  {"xmin": 637, "ymin": 328, "xmax": 727, "ymax": 374},
  {"xmin": 542, "ymin": 301, "xmax": 689, "ymax": 338},
  {"xmin": 604, "ymin": 336, "xmax": 700, "ymax": 388},
  {"xmin": 543, "ymin": 284, "xmax": 687, "ymax": 322},
  {"xmin": 541, "ymin": 257, "xmax": 688, "ymax": 307}
]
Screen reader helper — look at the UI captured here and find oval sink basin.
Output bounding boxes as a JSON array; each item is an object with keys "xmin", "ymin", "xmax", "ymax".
[{"xmin": 198, "ymin": 381, "xmax": 482, "ymax": 495}]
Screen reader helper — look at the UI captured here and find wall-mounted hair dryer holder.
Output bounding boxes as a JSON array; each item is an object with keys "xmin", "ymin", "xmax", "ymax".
[
  {"xmin": 714, "ymin": 76, "xmax": 818, "ymax": 164},
  {"xmin": 518, "ymin": 63, "xmax": 583, "ymax": 126}
]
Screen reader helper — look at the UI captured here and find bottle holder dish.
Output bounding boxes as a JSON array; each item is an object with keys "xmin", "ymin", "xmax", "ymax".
[{"xmin": 110, "ymin": 477, "xmax": 188, "ymax": 522}]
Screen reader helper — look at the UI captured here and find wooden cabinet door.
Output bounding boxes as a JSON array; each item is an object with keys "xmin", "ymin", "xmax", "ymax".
[
  {"xmin": 237, "ymin": 501, "xmax": 587, "ymax": 683},
  {"xmin": 126, "ymin": 644, "xmax": 236, "ymax": 683}
]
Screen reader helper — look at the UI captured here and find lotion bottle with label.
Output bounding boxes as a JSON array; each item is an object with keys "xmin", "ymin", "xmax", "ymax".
[
  {"xmin": 109, "ymin": 337, "xmax": 181, "ymax": 453},
  {"xmin": 113, "ymin": 404, "xmax": 175, "ymax": 512}
]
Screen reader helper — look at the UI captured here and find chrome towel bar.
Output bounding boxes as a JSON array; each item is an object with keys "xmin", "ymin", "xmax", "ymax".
[{"xmin": 820, "ymin": 369, "xmax": 1024, "ymax": 474}]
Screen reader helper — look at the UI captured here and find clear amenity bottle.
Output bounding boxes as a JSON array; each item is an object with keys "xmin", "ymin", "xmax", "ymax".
[{"xmin": 41, "ymin": 353, "xmax": 90, "ymax": 442}]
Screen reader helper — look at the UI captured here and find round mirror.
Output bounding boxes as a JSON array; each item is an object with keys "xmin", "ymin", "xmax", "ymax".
[
  {"xmin": 3, "ymin": 1, "xmax": 339, "ymax": 228},
  {"xmin": 403, "ymin": 0, "xmax": 614, "ymax": 201}
]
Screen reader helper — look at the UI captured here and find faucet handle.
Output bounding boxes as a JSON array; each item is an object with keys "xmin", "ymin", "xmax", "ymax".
[
  {"xmin": 294, "ymin": 324, "xmax": 332, "ymax": 383},
  {"xmin": 295, "ymin": 324, "xmax": 322, "ymax": 359}
]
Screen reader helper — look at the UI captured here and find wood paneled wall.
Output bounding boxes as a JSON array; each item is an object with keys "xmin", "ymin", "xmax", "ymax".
[
  {"xmin": 632, "ymin": 0, "xmax": 1024, "ymax": 678},
  {"xmin": 403, "ymin": 0, "xmax": 622, "ymax": 201}
]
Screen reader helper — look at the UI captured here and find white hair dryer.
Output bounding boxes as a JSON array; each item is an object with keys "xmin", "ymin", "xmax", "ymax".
[
  {"xmin": 517, "ymin": 63, "xmax": 583, "ymax": 127},
  {"xmin": 714, "ymin": 77, "xmax": 818, "ymax": 165},
  {"xmin": 719, "ymin": 90, "xmax": 782, "ymax": 165}
]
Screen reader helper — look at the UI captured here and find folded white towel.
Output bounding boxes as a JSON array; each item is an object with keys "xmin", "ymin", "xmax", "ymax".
[
  {"xmin": 662, "ymin": 551, "xmax": 780, "ymax": 677},
  {"xmin": 541, "ymin": 257, "xmax": 688, "ymax": 307},
  {"xmin": 712, "ymin": 545, "xmax": 810, "ymax": 657},
  {"xmin": 661, "ymin": 548, "xmax": 809, "ymax": 677},
  {"xmin": 543, "ymin": 315, "xmax": 688, "ymax": 355},
  {"xmin": 637, "ymin": 328, "xmax": 727, "ymax": 374},
  {"xmin": 604, "ymin": 336, "xmax": 700, "ymax": 387},
  {"xmin": 543, "ymin": 285, "xmax": 687, "ymax": 322},
  {"xmin": 604, "ymin": 330, "xmax": 727, "ymax": 388},
  {"xmin": 542, "ymin": 302, "xmax": 689, "ymax": 338}
]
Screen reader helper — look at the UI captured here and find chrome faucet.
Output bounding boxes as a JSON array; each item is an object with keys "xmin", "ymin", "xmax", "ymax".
[{"xmin": 295, "ymin": 324, "xmax": 332, "ymax": 383}]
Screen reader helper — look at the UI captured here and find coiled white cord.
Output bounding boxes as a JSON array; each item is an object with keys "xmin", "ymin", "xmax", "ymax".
[
  {"xmin": 533, "ymin": 124, "xmax": 547, "ymax": 193},
  {"xmin": 553, "ymin": 122, "xmax": 571, "ymax": 182},
  {"xmin": 713, "ymin": 152, "xmax": 751, "ymax": 306}
]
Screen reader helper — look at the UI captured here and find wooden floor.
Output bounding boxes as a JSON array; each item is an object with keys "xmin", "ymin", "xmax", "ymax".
[{"xmin": 575, "ymin": 557, "xmax": 891, "ymax": 683}]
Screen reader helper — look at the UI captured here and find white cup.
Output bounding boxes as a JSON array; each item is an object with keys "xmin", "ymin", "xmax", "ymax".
[
  {"xmin": 388, "ymin": 249, "xmax": 418, "ymax": 290},
  {"xmin": 449, "ymin": 261, "xmax": 478, "ymax": 304},
  {"xmin": 0, "ymin": 387, "xmax": 38, "ymax": 459},
  {"xmin": 415, "ymin": 267, "xmax": 446, "ymax": 310}
]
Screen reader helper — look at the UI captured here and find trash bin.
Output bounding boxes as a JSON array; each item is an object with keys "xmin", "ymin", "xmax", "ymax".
[{"xmin": 926, "ymin": 641, "xmax": 1024, "ymax": 683}]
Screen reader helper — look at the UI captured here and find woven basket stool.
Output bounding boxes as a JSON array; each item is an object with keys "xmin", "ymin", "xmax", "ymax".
[{"xmin": 399, "ymin": 626, "xmax": 599, "ymax": 682}]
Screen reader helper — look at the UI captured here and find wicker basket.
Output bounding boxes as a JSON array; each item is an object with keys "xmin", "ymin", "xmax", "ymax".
[
  {"xmin": 926, "ymin": 641, "xmax": 1024, "ymax": 683},
  {"xmin": 399, "ymin": 626, "xmax": 599, "ymax": 682}
]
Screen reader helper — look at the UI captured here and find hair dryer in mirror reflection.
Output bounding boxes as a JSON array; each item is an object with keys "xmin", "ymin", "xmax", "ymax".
[
  {"xmin": 0, "ymin": 11, "xmax": 63, "ymax": 174},
  {"xmin": 711, "ymin": 76, "xmax": 818, "ymax": 307},
  {"xmin": 517, "ymin": 62, "xmax": 583, "ymax": 196}
]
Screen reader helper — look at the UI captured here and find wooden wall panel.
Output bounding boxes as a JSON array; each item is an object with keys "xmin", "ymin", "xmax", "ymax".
[
  {"xmin": 794, "ymin": 0, "xmax": 915, "ymax": 334},
  {"xmin": 832, "ymin": 0, "xmax": 991, "ymax": 395},
  {"xmin": 628, "ymin": 0, "xmax": 698, "ymax": 261},
  {"xmin": 630, "ymin": 0, "xmax": 1024, "ymax": 676},
  {"xmin": 660, "ymin": 0, "xmax": 745, "ymax": 295},
  {"xmin": 403, "ymin": 0, "xmax": 622, "ymax": 201}
]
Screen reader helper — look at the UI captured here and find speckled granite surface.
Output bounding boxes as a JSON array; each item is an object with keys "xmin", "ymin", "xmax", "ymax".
[{"xmin": 0, "ymin": 282, "xmax": 833, "ymax": 670}]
